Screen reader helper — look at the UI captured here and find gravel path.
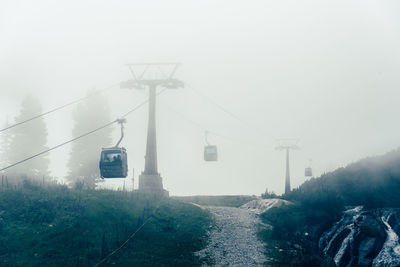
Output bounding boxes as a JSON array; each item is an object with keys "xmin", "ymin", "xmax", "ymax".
[{"xmin": 195, "ymin": 206, "xmax": 267, "ymax": 266}]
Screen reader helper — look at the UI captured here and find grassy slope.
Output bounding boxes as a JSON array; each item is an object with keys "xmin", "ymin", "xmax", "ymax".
[{"xmin": 0, "ymin": 180, "xmax": 212, "ymax": 267}]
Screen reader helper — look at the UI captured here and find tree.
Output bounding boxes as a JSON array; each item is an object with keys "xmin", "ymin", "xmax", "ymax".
[
  {"xmin": 0, "ymin": 119, "xmax": 12, "ymax": 170},
  {"xmin": 67, "ymin": 90, "xmax": 113, "ymax": 189},
  {"xmin": 7, "ymin": 95, "xmax": 49, "ymax": 178}
]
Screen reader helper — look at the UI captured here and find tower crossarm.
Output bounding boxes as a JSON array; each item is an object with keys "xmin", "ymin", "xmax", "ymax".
[
  {"xmin": 120, "ymin": 63, "xmax": 184, "ymax": 90},
  {"xmin": 275, "ymin": 145, "xmax": 300, "ymax": 151}
]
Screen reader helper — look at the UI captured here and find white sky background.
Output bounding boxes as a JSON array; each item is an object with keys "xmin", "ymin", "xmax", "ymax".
[{"xmin": 1, "ymin": 0, "xmax": 400, "ymax": 195}]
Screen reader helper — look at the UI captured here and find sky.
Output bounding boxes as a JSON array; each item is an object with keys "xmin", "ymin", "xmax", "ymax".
[{"xmin": 1, "ymin": 0, "xmax": 400, "ymax": 196}]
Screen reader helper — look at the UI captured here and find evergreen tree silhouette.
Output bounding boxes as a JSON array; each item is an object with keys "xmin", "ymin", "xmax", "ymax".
[
  {"xmin": 0, "ymin": 118, "xmax": 12, "ymax": 170},
  {"xmin": 8, "ymin": 95, "xmax": 49, "ymax": 177},
  {"xmin": 67, "ymin": 90, "xmax": 113, "ymax": 188}
]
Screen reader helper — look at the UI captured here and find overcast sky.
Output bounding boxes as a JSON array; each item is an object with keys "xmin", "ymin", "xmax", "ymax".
[{"xmin": 1, "ymin": 0, "xmax": 400, "ymax": 195}]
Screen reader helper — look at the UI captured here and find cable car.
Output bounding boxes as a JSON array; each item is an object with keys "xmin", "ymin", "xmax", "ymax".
[
  {"xmin": 204, "ymin": 145, "xmax": 218, "ymax": 161},
  {"xmin": 100, "ymin": 147, "xmax": 128, "ymax": 178},
  {"xmin": 99, "ymin": 119, "xmax": 128, "ymax": 178},
  {"xmin": 304, "ymin": 159, "xmax": 313, "ymax": 177},
  {"xmin": 204, "ymin": 131, "xmax": 218, "ymax": 161},
  {"xmin": 305, "ymin": 167, "xmax": 312, "ymax": 177}
]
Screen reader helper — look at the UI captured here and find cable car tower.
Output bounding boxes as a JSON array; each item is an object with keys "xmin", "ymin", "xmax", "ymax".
[
  {"xmin": 120, "ymin": 63, "xmax": 183, "ymax": 196},
  {"xmin": 275, "ymin": 139, "xmax": 299, "ymax": 195}
]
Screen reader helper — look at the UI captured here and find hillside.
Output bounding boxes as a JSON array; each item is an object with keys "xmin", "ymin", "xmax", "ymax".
[
  {"xmin": 259, "ymin": 148, "xmax": 400, "ymax": 266},
  {"xmin": 0, "ymin": 180, "xmax": 212, "ymax": 266},
  {"xmin": 288, "ymin": 148, "xmax": 400, "ymax": 208}
]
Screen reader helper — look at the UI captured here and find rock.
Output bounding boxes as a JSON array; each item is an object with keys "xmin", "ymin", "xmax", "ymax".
[
  {"xmin": 319, "ymin": 207, "xmax": 400, "ymax": 267},
  {"xmin": 357, "ymin": 237, "xmax": 376, "ymax": 266},
  {"xmin": 239, "ymin": 198, "xmax": 292, "ymax": 214},
  {"xmin": 326, "ymin": 228, "xmax": 351, "ymax": 258}
]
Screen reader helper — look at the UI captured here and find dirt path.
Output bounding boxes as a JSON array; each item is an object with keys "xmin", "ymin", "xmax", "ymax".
[{"xmin": 195, "ymin": 206, "xmax": 268, "ymax": 266}]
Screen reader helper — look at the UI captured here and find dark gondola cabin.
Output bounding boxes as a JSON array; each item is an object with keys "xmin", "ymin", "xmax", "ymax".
[
  {"xmin": 204, "ymin": 145, "xmax": 218, "ymax": 161},
  {"xmin": 99, "ymin": 147, "xmax": 128, "ymax": 178},
  {"xmin": 305, "ymin": 167, "xmax": 312, "ymax": 177}
]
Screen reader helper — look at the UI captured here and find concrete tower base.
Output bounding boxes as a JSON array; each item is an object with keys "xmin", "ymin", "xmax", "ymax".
[{"xmin": 138, "ymin": 174, "xmax": 169, "ymax": 197}]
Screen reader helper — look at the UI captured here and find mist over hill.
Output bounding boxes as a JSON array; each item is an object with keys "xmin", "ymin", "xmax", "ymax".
[
  {"xmin": 287, "ymin": 147, "xmax": 400, "ymax": 208},
  {"xmin": 260, "ymin": 148, "xmax": 400, "ymax": 266}
]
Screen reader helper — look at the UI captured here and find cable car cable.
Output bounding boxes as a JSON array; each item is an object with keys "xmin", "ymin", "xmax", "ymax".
[
  {"xmin": 93, "ymin": 202, "xmax": 162, "ymax": 267},
  {"xmin": 0, "ymin": 90, "xmax": 167, "ymax": 172},
  {"xmin": 0, "ymin": 120, "xmax": 117, "ymax": 172},
  {"xmin": 120, "ymin": 89, "xmax": 166, "ymax": 118},
  {"xmin": 0, "ymin": 83, "xmax": 119, "ymax": 133},
  {"xmin": 93, "ymin": 201, "xmax": 164, "ymax": 267},
  {"xmin": 185, "ymin": 83, "xmax": 244, "ymax": 123},
  {"xmin": 159, "ymin": 101, "xmax": 270, "ymax": 149},
  {"xmin": 185, "ymin": 83, "xmax": 275, "ymax": 141},
  {"xmin": 93, "ymin": 216, "xmax": 152, "ymax": 267}
]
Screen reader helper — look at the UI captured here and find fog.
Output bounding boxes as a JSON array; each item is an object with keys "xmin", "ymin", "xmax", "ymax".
[{"xmin": 1, "ymin": 0, "xmax": 400, "ymax": 195}]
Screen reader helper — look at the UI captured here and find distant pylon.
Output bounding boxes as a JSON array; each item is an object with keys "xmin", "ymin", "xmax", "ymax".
[
  {"xmin": 275, "ymin": 139, "xmax": 300, "ymax": 194},
  {"xmin": 132, "ymin": 169, "xmax": 135, "ymax": 191}
]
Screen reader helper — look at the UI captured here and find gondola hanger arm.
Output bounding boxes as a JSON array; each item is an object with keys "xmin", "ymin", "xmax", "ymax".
[{"xmin": 115, "ymin": 118, "xmax": 127, "ymax": 147}]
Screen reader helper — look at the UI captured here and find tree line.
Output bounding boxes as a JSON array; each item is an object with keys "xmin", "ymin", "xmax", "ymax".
[
  {"xmin": 0, "ymin": 90, "xmax": 113, "ymax": 188},
  {"xmin": 286, "ymin": 147, "xmax": 400, "ymax": 209}
]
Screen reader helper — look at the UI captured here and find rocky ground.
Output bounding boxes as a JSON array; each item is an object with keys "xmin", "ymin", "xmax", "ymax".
[
  {"xmin": 319, "ymin": 207, "xmax": 400, "ymax": 267},
  {"xmin": 195, "ymin": 198, "xmax": 289, "ymax": 266}
]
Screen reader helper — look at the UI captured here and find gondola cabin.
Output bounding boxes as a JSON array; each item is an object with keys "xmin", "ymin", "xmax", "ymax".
[
  {"xmin": 305, "ymin": 167, "xmax": 312, "ymax": 177},
  {"xmin": 99, "ymin": 147, "xmax": 128, "ymax": 178},
  {"xmin": 204, "ymin": 145, "xmax": 218, "ymax": 161}
]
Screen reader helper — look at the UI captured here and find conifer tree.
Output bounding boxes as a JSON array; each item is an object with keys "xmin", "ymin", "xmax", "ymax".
[
  {"xmin": 8, "ymin": 95, "xmax": 49, "ymax": 177},
  {"xmin": 0, "ymin": 119, "xmax": 12, "ymax": 170},
  {"xmin": 67, "ymin": 90, "xmax": 113, "ymax": 188}
]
